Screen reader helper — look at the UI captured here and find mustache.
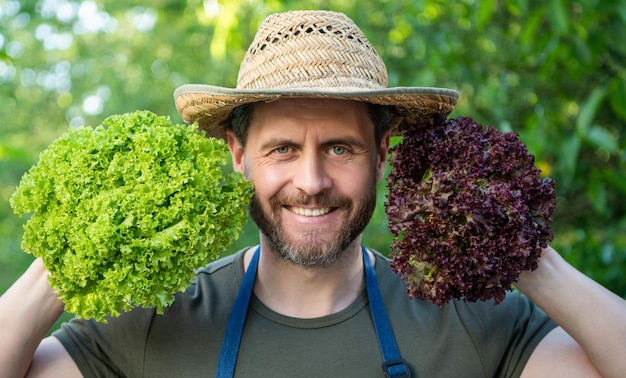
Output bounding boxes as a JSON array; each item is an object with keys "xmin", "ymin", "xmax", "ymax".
[{"xmin": 269, "ymin": 191, "xmax": 352, "ymax": 209}]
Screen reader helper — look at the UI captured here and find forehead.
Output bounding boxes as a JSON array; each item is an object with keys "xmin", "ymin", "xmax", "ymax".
[{"xmin": 249, "ymin": 98, "xmax": 374, "ymax": 138}]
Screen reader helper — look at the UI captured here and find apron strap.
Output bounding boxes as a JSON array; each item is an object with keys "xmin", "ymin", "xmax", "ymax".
[
  {"xmin": 215, "ymin": 246, "xmax": 411, "ymax": 377},
  {"xmin": 362, "ymin": 245, "xmax": 411, "ymax": 378},
  {"xmin": 215, "ymin": 246, "xmax": 260, "ymax": 378}
]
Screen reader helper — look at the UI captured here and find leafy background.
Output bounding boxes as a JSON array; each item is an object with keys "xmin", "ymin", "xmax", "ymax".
[{"xmin": 1, "ymin": 0, "xmax": 625, "ymax": 332}]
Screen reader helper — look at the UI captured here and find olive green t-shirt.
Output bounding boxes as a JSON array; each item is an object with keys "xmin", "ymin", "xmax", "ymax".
[{"xmin": 54, "ymin": 248, "xmax": 556, "ymax": 377}]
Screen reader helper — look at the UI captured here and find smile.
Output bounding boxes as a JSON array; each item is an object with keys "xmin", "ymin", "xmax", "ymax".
[{"xmin": 288, "ymin": 207, "xmax": 332, "ymax": 217}]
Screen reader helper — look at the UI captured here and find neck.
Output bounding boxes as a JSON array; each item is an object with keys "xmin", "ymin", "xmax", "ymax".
[{"xmin": 244, "ymin": 239, "xmax": 368, "ymax": 318}]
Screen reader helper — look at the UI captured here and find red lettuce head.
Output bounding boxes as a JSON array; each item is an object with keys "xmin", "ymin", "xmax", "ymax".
[{"xmin": 385, "ymin": 116, "xmax": 556, "ymax": 305}]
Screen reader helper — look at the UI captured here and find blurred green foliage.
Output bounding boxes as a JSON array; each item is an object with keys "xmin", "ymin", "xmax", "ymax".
[{"xmin": 1, "ymin": 0, "xmax": 625, "ymax": 332}]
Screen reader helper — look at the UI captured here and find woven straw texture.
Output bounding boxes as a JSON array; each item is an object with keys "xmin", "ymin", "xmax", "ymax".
[
  {"xmin": 174, "ymin": 10, "xmax": 460, "ymax": 139},
  {"xmin": 237, "ymin": 11, "xmax": 387, "ymax": 90}
]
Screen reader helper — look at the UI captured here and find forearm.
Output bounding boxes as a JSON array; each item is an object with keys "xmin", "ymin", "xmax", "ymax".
[
  {"xmin": 516, "ymin": 246, "xmax": 626, "ymax": 378},
  {"xmin": 0, "ymin": 258, "xmax": 65, "ymax": 377}
]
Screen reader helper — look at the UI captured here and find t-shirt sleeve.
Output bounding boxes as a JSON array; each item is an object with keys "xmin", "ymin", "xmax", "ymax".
[
  {"xmin": 53, "ymin": 306, "xmax": 156, "ymax": 378},
  {"xmin": 454, "ymin": 291, "xmax": 558, "ymax": 377}
]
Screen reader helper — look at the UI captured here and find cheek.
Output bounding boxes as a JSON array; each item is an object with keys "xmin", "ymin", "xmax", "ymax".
[
  {"xmin": 248, "ymin": 165, "xmax": 287, "ymax": 199},
  {"xmin": 334, "ymin": 164, "xmax": 376, "ymax": 196}
]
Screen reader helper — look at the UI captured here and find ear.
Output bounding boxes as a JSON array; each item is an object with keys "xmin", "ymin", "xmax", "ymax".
[
  {"xmin": 375, "ymin": 130, "xmax": 391, "ymax": 182},
  {"xmin": 226, "ymin": 131, "xmax": 246, "ymax": 176}
]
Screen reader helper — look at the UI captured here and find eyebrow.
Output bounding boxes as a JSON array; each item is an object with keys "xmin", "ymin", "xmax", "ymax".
[
  {"xmin": 320, "ymin": 137, "xmax": 369, "ymax": 150},
  {"xmin": 259, "ymin": 137, "xmax": 296, "ymax": 151}
]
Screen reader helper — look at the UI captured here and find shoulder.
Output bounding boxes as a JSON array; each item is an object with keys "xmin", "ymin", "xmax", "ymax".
[
  {"xmin": 195, "ymin": 247, "xmax": 247, "ymax": 275},
  {"xmin": 366, "ymin": 248, "xmax": 557, "ymax": 376},
  {"xmin": 181, "ymin": 247, "xmax": 249, "ymax": 301}
]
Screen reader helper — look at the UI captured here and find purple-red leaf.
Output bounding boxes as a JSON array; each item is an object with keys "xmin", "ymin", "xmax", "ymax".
[{"xmin": 385, "ymin": 116, "xmax": 556, "ymax": 306}]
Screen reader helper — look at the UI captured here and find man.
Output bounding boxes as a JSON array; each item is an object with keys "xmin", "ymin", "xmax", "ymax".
[{"xmin": 1, "ymin": 10, "xmax": 625, "ymax": 378}]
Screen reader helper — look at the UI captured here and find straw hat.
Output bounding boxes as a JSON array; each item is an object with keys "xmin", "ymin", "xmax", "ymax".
[{"xmin": 174, "ymin": 10, "xmax": 460, "ymax": 139}]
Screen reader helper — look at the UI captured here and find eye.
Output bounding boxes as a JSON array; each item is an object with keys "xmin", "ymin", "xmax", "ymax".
[
  {"xmin": 330, "ymin": 146, "xmax": 347, "ymax": 156},
  {"xmin": 274, "ymin": 146, "xmax": 290, "ymax": 154}
]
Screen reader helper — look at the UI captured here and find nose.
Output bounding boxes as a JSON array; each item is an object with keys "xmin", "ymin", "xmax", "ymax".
[{"xmin": 292, "ymin": 151, "xmax": 332, "ymax": 196}]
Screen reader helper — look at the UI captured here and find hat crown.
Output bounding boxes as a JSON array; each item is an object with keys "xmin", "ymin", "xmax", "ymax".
[{"xmin": 236, "ymin": 11, "xmax": 388, "ymax": 91}]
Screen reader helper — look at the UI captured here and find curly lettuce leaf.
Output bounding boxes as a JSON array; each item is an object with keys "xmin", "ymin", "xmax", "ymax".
[
  {"xmin": 11, "ymin": 111, "xmax": 253, "ymax": 322},
  {"xmin": 385, "ymin": 116, "xmax": 556, "ymax": 306}
]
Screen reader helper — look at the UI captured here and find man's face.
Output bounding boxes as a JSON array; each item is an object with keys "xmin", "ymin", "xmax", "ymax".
[{"xmin": 227, "ymin": 98, "xmax": 390, "ymax": 267}]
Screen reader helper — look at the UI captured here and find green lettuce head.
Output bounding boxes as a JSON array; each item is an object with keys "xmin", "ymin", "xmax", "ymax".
[{"xmin": 11, "ymin": 111, "xmax": 253, "ymax": 322}]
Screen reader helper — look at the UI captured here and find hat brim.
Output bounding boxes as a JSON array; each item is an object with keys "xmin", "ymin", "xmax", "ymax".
[{"xmin": 174, "ymin": 84, "xmax": 460, "ymax": 139}]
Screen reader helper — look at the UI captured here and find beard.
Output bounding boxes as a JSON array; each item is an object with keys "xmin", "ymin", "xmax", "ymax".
[{"xmin": 249, "ymin": 184, "xmax": 377, "ymax": 268}]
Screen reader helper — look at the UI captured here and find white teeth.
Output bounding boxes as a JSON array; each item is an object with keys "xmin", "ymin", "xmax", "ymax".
[{"xmin": 290, "ymin": 207, "xmax": 331, "ymax": 216}]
